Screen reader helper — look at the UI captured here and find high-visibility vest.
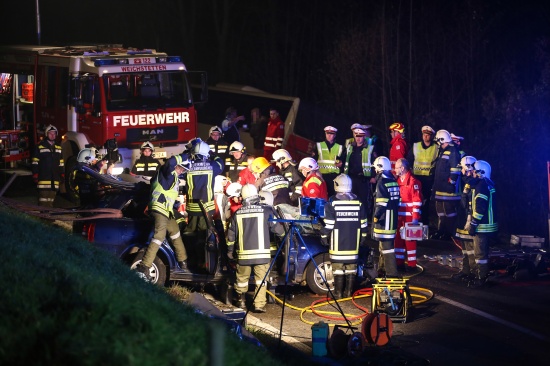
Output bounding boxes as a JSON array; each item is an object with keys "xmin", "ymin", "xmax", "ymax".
[
  {"xmin": 344, "ymin": 144, "xmax": 374, "ymax": 177},
  {"xmin": 412, "ymin": 142, "xmax": 438, "ymax": 176},
  {"xmin": 316, "ymin": 141, "xmax": 342, "ymax": 174}
]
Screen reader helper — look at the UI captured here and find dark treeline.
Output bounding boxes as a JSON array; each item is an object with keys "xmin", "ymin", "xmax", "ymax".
[{"xmin": 2, "ymin": 0, "xmax": 549, "ymax": 238}]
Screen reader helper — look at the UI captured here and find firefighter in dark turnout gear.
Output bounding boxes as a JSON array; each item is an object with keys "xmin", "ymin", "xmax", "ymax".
[
  {"xmin": 467, "ymin": 160, "xmax": 498, "ymax": 288},
  {"xmin": 131, "ymin": 141, "xmax": 160, "ymax": 177},
  {"xmin": 71, "ymin": 147, "xmax": 108, "ymax": 208},
  {"xmin": 136, "ymin": 154, "xmax": 190, "ymax": 281},
  {"xmin": 250, "ymin": 157, "xmax": 292, "ymax": 206},
  {"xmin": 432, "ymin": 129, "xmax": 461, "ymax": 240},
  {"xmin": 451, "ymin": 156, "xmax": 479, "ymax": 283},
  {"xmin": 224, "ymin": 141, "xmax": 248, "ymax": 182},
  {"xmin": 227, "ymin": 184, "xmax": 284, "ymax": 312},
  {"xmin": 272, "ymin": 148, "xmax": 304, "ymax": 205},
  {"xmin": 320, "ymin": 174, "xmax": 368, "ymax": 299},
  {"xmin": 32, "ymin": 125, "xmax": 64, "ymax": 207},
  {"xmin": 183, "ymin": 140, "xmax": 224, "ymax": 232},
  {"xmin": 206, "ymin": 126, "xmax": 229, "ymax": 161},
  {"xmin": 372, "ymin": 156, "xmax": 400, "ymax": 277}
]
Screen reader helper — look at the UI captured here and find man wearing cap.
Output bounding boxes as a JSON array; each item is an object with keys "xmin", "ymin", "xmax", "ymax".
[
  {"xmin": 343, "ymin": 125, "xmax": 376, "ymax": 216},
  {"xmin": 312, "ymin": 126, "xmax": 344, "ymax": 197},
  {"xmin": 206, "ymin": 125, "xmax": 229, "ymax": 161},
  {"xmin": 388, "ymin": 122, "xmax": 409, "ymax": 173},
  {"xmin": 407, "ymin": 125, "xmax": 438, "ymax": 226},
  {"xmin": 136, "ymin": 153, "xmax": 191, "ymax": 280},
  {"xmin": 450, "ymin": 133, "xmax": 466, "ymax": 159}
]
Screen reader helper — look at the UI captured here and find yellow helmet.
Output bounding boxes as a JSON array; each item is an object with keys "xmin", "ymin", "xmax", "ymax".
[{"xmin": 250, "ymin": 157, "xmax": 271, "ymax": 174}]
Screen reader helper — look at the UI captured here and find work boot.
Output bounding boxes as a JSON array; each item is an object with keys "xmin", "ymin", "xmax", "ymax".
[
  {"xmin": 178, "ymin": 260, "xmax": 189, "ymax": 273},
  {"xmin": 252, "ymin": 305, "xmax": 266, "ymax": 313},
  {"xmin": 333, "ymin": 275, "xmax": 344, "ymax": 300},
  {"xmin": 343, "ymin": 274, "xmax": 355, "ymax": 298},
  {"xmin": 233, "ymin": 293, "xmax": 246, "ymax": 309},
  {"xmin": 136, "ymin": 263, "xmax": 153, "ymax": 282}
]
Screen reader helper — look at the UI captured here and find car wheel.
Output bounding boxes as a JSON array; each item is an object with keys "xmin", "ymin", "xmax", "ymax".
[
  {"xmin": 130, "ymin": 253, "xmax": 167, "ymax": 286},
  {"xmin": 305, "ymin": 253, "xmax": 333, "ymax": 295}
]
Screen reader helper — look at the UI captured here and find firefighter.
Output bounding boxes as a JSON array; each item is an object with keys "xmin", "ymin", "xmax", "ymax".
[
  {"xmin": 131, "ymin": 141, "xmax": 161, "ymax": 177},
  {"xmin": 182, "ymin": 140, "xmax": 225, "ymax": 232},
  {"xmin": 136, "ymin": 153, "xmax": 190, "ymax": 281},
  {"xmin": 407, "ymin": 125, "xmax": 438, "ymax": 226},
  {"xmin": 272, "ymin": 149, "xmax": 304, "ymax": 205},
  {"xmin": 250, "ymin": 157, "xmax": 292, "ymax": 206},
  {"xmin": 227, "ymin": 184, "xmax": 284, "ymax": 312},
  {"xmin": 311, "ymin": 125, "xmax": 343, "ymax": 197},
  {"xmin": 226, "ymin": 182, "xmax": 243, "ymax": 216},
  {"xmin": 372, "ymin": 156, "xmax": 400, "ymax": 277},
  {"xmin": 431, "ymin": 129, "xmax": 461, "ymax": 240},
  {"xmin": 394, "ymin": 158, "xmax": 423, "ymax": 272},
  {"xmin": 71, "ymin": 147, "xmax": 108, "ymax": 208},
  {"xmin": 451, "ymin": 156, "xmax": 478, "ymax": 283},
  {"xmin": 343, "ymin": 125, "xmax": 376, "ymax": 216},
  {"xmin": 213, "ymin": 175, "xmax": 231, "ymax": 233},
  {"xmin": 263, "ymin": 108, "xmax": 284, "ymax": 160},
  {"xmin": 298, "ymin": 157, "xmax": 328, "ymax": 200},
  {"xmin": 32, "ymin": 125, "xmax": 64, "ymax": 207},
  {"xmin": 225, "ymin": 141, "xmax": 248, "ymax": 182},
  {"xmin": 467, "ymin": 160, "xmax": 498, "ymax": 288},
  {"xmin": 388, "ymin": 122, "xmax": 409, "ymax": 173},
  {"xmin": 206, "ymin": 126, "xmax": 229, "ymax": 161},
  {"xmin": 320, "ymin": 174, "xmax": 368, "ymax": 299}
]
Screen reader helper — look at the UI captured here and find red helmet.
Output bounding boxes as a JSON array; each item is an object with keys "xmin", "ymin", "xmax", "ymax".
[{"xmin": 389, "ymin": 122, "xmax": 405, "ymax": 133}]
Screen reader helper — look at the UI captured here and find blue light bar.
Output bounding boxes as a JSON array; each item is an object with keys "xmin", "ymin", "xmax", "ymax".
[
  {"xmin": 166, "ymin": 56, "xmax": 182, "ymax": 62},
  {"xmin": 94, "ymin": 59, "xmax": 117, "ymax": 66}
]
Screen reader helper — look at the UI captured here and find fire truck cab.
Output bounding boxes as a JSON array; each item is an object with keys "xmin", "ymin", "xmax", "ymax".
[{"xmin": 0, "ymin": 44, "xmax": 207, "ymax": 175}]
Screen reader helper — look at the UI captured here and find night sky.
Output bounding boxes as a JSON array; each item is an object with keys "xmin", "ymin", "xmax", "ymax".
[{"xmin": 1, "ymin": 0, "xmax": 550, "ymax": 237}]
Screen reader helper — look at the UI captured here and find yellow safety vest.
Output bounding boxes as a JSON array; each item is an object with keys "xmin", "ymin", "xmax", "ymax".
[
  {"xmin": 412, "ymin": 142, "xmax": 438, "ymax": 176},
  {"xmin": 316, "ymin": 141, "xmax": 342, "ymax": 174}
]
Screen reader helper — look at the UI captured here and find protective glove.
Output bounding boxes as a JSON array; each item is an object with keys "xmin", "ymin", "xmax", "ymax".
[
  {"xmin": 208, "ymin": 150, "xmax": 217, "ymax": 160},
  {"xmin": 32, "ymin": 173, "xmax": 38, "ymax": 184},
  {"xmin": 360, "ymin": 236, "xmax": 368, "ymax": 246},
  {"xmin": 320, "ymin": 235, "xmax": 329, "ymax": 247},
  {"xmin": 468, "ymin": 220, "xmax": 478, "ymax": 236}
]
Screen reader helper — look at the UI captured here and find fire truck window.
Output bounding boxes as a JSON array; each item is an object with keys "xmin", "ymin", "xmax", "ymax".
[{"xmin": 140, "ymin": 75, "xmax": 160, "ymax": 98}]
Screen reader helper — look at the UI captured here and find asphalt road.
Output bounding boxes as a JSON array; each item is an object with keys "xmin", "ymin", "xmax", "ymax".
[{"xmin": 2, "ymin": 168, "xmax": 549, "ymax": 365}]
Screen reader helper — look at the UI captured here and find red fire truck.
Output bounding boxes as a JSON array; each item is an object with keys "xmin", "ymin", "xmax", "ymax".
[{"xmin": 0, "ymin": 44, "xmax": 207, "ymax": 173}]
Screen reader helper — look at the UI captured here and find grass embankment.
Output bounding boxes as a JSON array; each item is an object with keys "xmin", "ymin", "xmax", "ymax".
[{"xmin": 0, "ymin": 206, "xmax": 283, "ymax": 366}]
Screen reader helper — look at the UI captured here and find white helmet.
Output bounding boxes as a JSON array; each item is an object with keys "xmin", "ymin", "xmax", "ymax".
[
  {"xmin": 241, "ymin": 183, "xmax": 258, "ymax": 200},
  {"xmin": 258, "ymin": 190, "xmax": 274, "ymax": 206},
  {"xmin": 226, "ymin": 182, "xmax": 243, "ymax": 198},
  {"xmin": 435, "ymin": 129, "xmax": 452, "ymax": 144},
  {"xmin": 140, "ymin": 141, "xmax": 155, "ymax": 152},
  {"xmin": 474, "ymin": 160, "xmax": 491, "ymax": 179},
  {"xmin": 45, "ymin": 125, "xmax": 58, "ymax": 135},
  {"xmin": 373, "ymin": 156, "xmax": 391, "ymax": 173},
  {"xmin": 334, "ymin": 174, "xmax": 352, "ymax": 193},
  {"xmin": 77, "ymin": 147, "xmax": 98, "ymax": 165},
  {"xmin": 272, "ymin": 149, "xmax": 293, "ymax": 168},
  {"xmin": 193, "ymin": 141, "xmax": 211, "ymax": 159},
  {"xmin": 229, "ymin": 141, "xmax": 245, "ymax": 155},
  {"xmin": 298, "ymin": 157, "xmax": 319, "ymax": 174},
  {"xmin": 214, "ymin": 175, "xmax": 229, "ymax": 193},
  {"xmin": 460, "ymin": 156, "xmax": 477, "ymax": 171},
  {"xmin": 209, "ymin": 126, "xmax": 223, "ymax": 136}
]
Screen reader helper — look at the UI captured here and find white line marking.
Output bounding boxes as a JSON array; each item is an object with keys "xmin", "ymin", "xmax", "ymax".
[{"xmin": 437, "ymin": 295, "xmax": 549, "ymax": 342}]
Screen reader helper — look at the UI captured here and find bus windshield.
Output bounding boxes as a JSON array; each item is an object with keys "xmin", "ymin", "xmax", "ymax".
[{"xmin": 102, "ymin": 72, "xmax": 193, "ymax": 111}]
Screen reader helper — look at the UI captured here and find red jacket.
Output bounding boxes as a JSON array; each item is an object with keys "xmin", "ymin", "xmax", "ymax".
[
  {"xmin": 302, "ymin": 173, "xmax": 328, "ymax": 200},
  {"xmin": 263, "ymin": 117, "xmax": 284, "ymax": 157},
  {"xmin": 397, "ymin": 171, "xmax": 422, "ymax": 221},
  {"xmin": 389, "ymin": 135, "xmax": 408, "ymax": 170},
  {"xmin": 238, "ymin": 168, "xmax": 256, "ymax": 185}
]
